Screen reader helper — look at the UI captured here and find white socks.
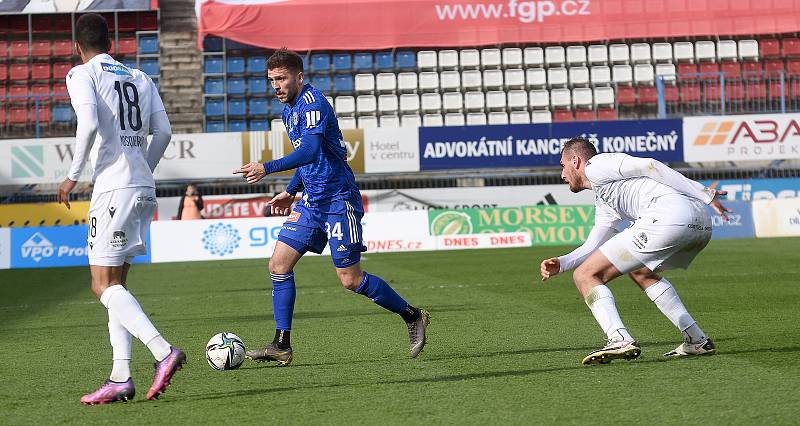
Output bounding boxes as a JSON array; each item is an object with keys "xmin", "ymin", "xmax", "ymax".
[
  {"xmin": 108, "ymin": 311, "xmax": 132, "ymax": 382},
  {"xmin": 100, "ymin": 285, "xmax": 172, "ymax": 362},
  {"xmin": 645, "ymin": 278, "xmax": 707, "ymax": 344},
  {"xmin": 585, "ymin": 285, "xmax": 634, "ymax": 342}
]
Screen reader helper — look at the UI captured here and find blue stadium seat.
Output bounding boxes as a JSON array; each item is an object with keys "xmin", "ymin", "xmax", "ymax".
[
  {"xmin": 396, "ymin": 51, "xmax": 416, "ymax": 70},
  {"xmin": 228, "ymin": 120, "xmax": 247, "ymax": 132},
  {"xmin": 121, "ymin": 59, "xmax": 138, "ymax": 70},
  {"xmin": 354, "ymin": 53, "xmax": 373, "ymax": 72},
  {"xmin": 249, "ymin": 119, "xmax": 269, "ymax": 131},
  {"xmin": 311, "ymin": 54, "xmax": 330, "ymax": 74},
  {"xmin": 204, "ymin": 78, "xmax": 224, "ymax": 95},
  {"xmin": 375, "ymin": 52, "xmax": 394, "ymax": 70},
  {"xmin": 226, "ymin": 57, "xmax": 245, "ymax": 74},
  {"xmin": 333, "ymin": 53, "xmax": 352, "ymax": 73},
  {"xmin": 333, "ymin": 74, "xmax": 353, "ymax": 94},
  {"xmin": 205, "ymin": 99, "xmax": 224, "ymax": 117},
  {"xmin": 227, "ymin": 77, "xmax": 246, "ymax": 95},
  {"xmin": 52, "ymin": 104, "xmax": 74, "ymax": 122},
  {"xmin": 247, "ymin": 56, "xmax": 266, "ymax": 74},
  {"xmin": 225, "ymin": 40, "xmax": 252, "ymax": 50},
  {"xmin": 206, "ymin": 121, "xmax": 225, "ymax": 132},
  {"xmin": 247, "ymin": 77, "xmax": 267, "ymax": 95},
  {"xmin": 140, "ymin": 59, "xmax": 159, "ymax": 76},
  {"xmin": 204, "ymin": 57, "xmax": 224, "ymax": 74},
  {"xmin": 203, "ymin": 37, "xmax": 223, "ymax": 52},
  {"xmin": 138, "ymin": 35, "xmax": 158, "ymax": 54},
  {"xmin": 249, "ymin": 98, "xmax": 269, "ymax": 115},
  {"xmin": 228, "ymin": 99, "xmax": 247, "ymax": 116},
  {"xmin": 312, "ymin": 75, "xmax": 332, "ymax": 93},
  {"xmin": 270, "ymin": 98, "xmax": 284, "ymax": 115}
]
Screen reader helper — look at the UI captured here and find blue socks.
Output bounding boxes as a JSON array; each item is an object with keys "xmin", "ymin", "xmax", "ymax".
[
  {"xmin": 271, "ymin": 272, "xmax": 296, "ymax": 331},
  {"xmin": 355, "ymin": 272, "xmax": 416, "ymax": 320}
]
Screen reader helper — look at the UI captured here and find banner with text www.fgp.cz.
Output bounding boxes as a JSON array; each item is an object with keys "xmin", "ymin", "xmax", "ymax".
[{"xmin": 418, "ymin": 119, "xmax": 683, "ymax": 171}]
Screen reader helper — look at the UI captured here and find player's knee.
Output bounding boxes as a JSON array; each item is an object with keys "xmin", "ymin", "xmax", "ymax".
[
  {"xmin": 337, "ymin": 270, "xmax": 362, "ymax": 291},
  {"xmin": 573, "ymin": 266, "xmax": 603, "ymax": 287},
  {"xmin": 268, "ymin": 257, "xmax": 291, "ymax": 275}
]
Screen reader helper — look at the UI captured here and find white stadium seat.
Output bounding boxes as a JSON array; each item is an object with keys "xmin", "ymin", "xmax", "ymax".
[
  {"xmin": 547, "ymin": 67, "xmax": 568, "ymax": 88},
  {"xmin": 528, "ymin": 89, "xmax": 550, "ymax": 110},
  {"xmin": 399, "ymin": 94, "xmax": 420, "ymax": 114},
  {"xmin": 376, "ymin": 73, "xmax": 397, "ymax": 93},
  {"xmin": 695, "ymin": 40, "xmax": 716, "ymax": 62},
  {"xmin": 335, "ymin": 96, "xmax": 355, "ymax": 116},
  {"xmin": 590, "ymin": 66, "xmax": 611, "ymax": 86},
  {"xmin": 634, "ymin": 64, "xmax": 654, "ymax": 85},
  {"xmin": 572, "ymin": 87, "xmax": 593, "ymax": 109},
  {"xmin": 526, "ymin": 68, "xmax": 547, "ymax": 88},
  {"xmin": 397, "ymin": 72, "xmax": 418, "ymax": 93},
  {"xmin": 507, "ymin": 90, "xmax": 528, "ymax": 111},
  {"xmin": 483, "ymin": 69, "xmax": 504, "ymax": 90},
  {"xmin": 464, "ymin": 91, "xmax": 485, "ymax": 111},
  {"xmin": 466, "ymin": 112, "xmax": 487, "ymax": 125},
  {"xmin": 460, "ymin": 49, "xmax": 480, "ymax": 69},
  {"xmin": 531, "ymin": 110, "xmax": 552, "ymax": 123},
  {"xmin": 524, "ymin": 47, "xmax": 544, "ymax": 68},
  {"xmin": 419, "ymin": 72, "xmax": 440, "ymax": 92},
  {"xmin": 509, "ymin": 110, "xmax": 531, "ymax": 124},
  {"xmin": 502, "ymin": 47, "xmax": 523, "ymax": 68},
  {"xmin": 442, "ymin": 92, "xmax": 464, "ymax": 111},
  {"xmin": 566, "ymin": 45, "xmax": 587, "ymax": 66},
  {"xmin": 655, "ymin": 63, "xmax": 677, "ymax": 83},
  {"xmin": 378, "ymin": 94, "xmax": 399, "ymax": 115},
  {"xmin": 504, "ymin": 68, "xmax": 525, "ymax": 89},
  {"xmin": 545, "ymin": 46, "xmax": 565, "ymax": 67},
  {"xmin": 588, "ymin": 44, "xmax": 608, "ymax": 65},
  {"xmin": 325, "ymin": 96, "xmax": 334, "ymax": 106},
  {"xmin": 356, "ymin": 95, "xmax": 377, "ymax": 114},
  {"xmin": 462, "ymin": 70, "xmax": 482, "ymax": 91},
  {"xmin": 569, "ymin": 66, "xmax": 590, "ymax": 87},
  {"xmin": 379, "ymin": 114, "xmax": 400, "ymax": 127},
  {"xmin": 609, "ymin": 44, "xmax": 629, "ymax": 64},
  {"xmin": 422, "ymin": 113, "xmax": 443, "ymax": 127},
  {"xmin": 738, "ymin": 40, "xmax": 759, "ymax": 61},
  {"xmin": 440, "ymin": 71, "xmax": 461, "ymax": 92},
  {"xmin": 488, "ymin": 111, "xmax": 509, "ymax": 125},
  {"xmin": 593, "ymin": 86, "xmax": 615, "ymax": 107},
  {"xmin": 612, "ymin": 65, "xmax": 633, "ymax": 85},
  {"xmin": 417, "ymin": 50, "xmax": 437, "ymax": 70},
  {"xmin": 674, "ymin": 41, "xmax": 695, "ymax": 62},
  {"xmin": 401, "ymin": 114, "xmax": 421, "ymax": 127},
  {"xmin": 481, "ymin": 48, "xmax": 502, "ymax": 68},
  {"xmin": 717, "ymin": 40, "xmax": 738, "ymax": 62},
  {"xmin": 652, "ymin": 42, "xmax": 673, "ymax": 63},
  {"xmin": 550, "ymin": 88, "xmax": 571, "ymax": 109},
  {"xmin": 338, "ymin": 117, "xmax": 357, "ymax": 129},
  {"xmin": 630, "ymin": 43, "xmax": 651, "ymax": 64},
  {"xmin": 421, "ymin": 93, "xmax": 442, "ymax": 113},
  {"xmin": 485, "ymin": 91, "xmax": 507, "ymax": 111},
  {"xmin": 354, "ymin": 73, "xmax": 375, "ymax": 94},
  {"xmin": 444, "ymin": 112, "xmax": 465, "ymax": 126},
  {"xmin": 358, "ymin": 115, "xmax": 378, "ymax": 128},
  {"xmin": 438, "ymin": 50, "xmax": 459, "ymax": 70}
]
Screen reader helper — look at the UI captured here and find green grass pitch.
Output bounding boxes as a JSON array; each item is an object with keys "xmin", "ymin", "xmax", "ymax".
[{"xmin": 1, "ymin": 238, "xmax": 799, "ymax": 424}]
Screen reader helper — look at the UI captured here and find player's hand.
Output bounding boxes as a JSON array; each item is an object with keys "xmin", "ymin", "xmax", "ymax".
[
  {"xmin": 57, "ymin": 178, "xmax": 77, "ymax": 209},
  {"xmin": 267, "ymin": 191, "xmax": 294, "ymax": 216},
  {"xmin": 709, "ymin": 190, "xmax": 732, "ymax": 221},
  {"xmin": 233, "ymin": 162, "xmax": 266, "ymax": 184},
  {"xmin": 540, "ymin": 257, "xmax": 560, "ymax": 281}
]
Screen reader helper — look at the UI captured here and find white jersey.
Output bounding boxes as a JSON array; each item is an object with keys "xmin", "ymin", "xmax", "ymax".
[
  {"xmin": 585, "ymin": 153, "xmax": 715, "ymax": 227},
  {"xmin": 66, "ymin": 53, "xmax": 165, "ymax": 194}
]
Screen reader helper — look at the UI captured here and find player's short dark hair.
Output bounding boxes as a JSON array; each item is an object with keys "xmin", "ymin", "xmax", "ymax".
[
  {"xmin": 267, "ymin": 48, "xmax": 304, "ymax": 73},
  {"xmin": 562, "ymin": 137, "xmax": 598, "ymax": 160},
  {"xmin": 75, "ymin": 13, "xmax": 110, "ymax": 53}
]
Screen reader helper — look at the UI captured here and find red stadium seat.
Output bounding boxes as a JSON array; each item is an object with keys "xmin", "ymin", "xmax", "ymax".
[
  {"xmin": 117, "ymin": 38, "xmax": 137, "ymax": 56},
  {"xmin": 53, "ymin": 39, "xmax": 73, "ymax": 57},
  {"xmin": 638, "ymin": 86, "xmax": 658, "ymax": 104},
  {"xmin": 9, "ymin": 107, "xmax": 28, "ymax": 124},
  {"xmin": 52, "ymin": 83, "xmax": 68, "ymax": 100},
  {"xmin": 745, "ymin": 81, "xmax": 767, "ymax": 101},
  {"xmin": 31, "ymin": 83, "xmax": 50, "ymax": 99},
  {"xmin": 741, "ymin": 61, "xmax": 763, "ymax": 77},
  {"xmin": 699, "ymin": 62, "xmax": 720, "ymax": 80},
  {"xmin": 9, "ymin": 84, "xmax": 28, "ymax": 100},
  {"xmin": 663, "ymin": 85, "xmax": 680, "ymax": 104},
  {"xmin": 8, "ymin": 16, "xmax": 28, "ymax": 34},
  {"xmin": 769, "ymin": 81, "xmax": 788, "ymax": 98},
  {"xmin": 703, "ymin": 82, "xmax": 721, "ymax": 101},
  {"xmin": 787, "ymin": 59, "xmax": 800, "ymax": 77},
  {"xmin": 140, "ymin": 12, "xmax": 158, "ymax": 30},
  {"xmin": 31, "ymin": 63, "xmax": 50, "ymax": 80},
  {"xmin": 10, "ymin": 40, "xmax": 29, "ymax": 57},
  {"xmin": 31, "ymin": 15, "xmax": 51, "ymax": 33},
  {"xmin": 53, "ymin": 15, "xmax": 72, "ymax": 32},
  {"xmin": 720, "ymin": 61, "xmax": 741, "ymax": 79},
  {"xmin": 10, "ymin": 63, "xmax": 28, "ymax": 80},
  {"xmin": 677, "ymin": 63, "xmax": 698, "ymax": 81},
  {"xmin": 31, "ymin": 40, "xmax": 51, "ymax": 57},
  {"xmin": 616, "ymin": 86, "xmax": 636, "ymax": 105},
  {"xmin": 783, "ymin": 38, "xmax": 800, "ymax": 58},
  {"xmin": 597, "ymin": 107, "xmax": 617, "ymax": 120},
  {"xmin": 574, "ymin": 109, "xmax": 595, "ymax": 121},
  {"xmin": 0, "ymin": 84, "xmax": 6, "ymax": 98},
  {"xmin": 680, "ymin": 84, "xmax": 701, "ymax": 103},
  {"xmin": 765, "ymin": 59, "xmax": 785, "ymax": 75},
  {"xmin": 0, "ymin": 41, "xmax": 8, "ymax": 58},
  {"xmin": 0, "ymin": 63, "xmax": 6, "ymax": 80},
  {"xmin": 553, "ymin": 110, "xmax": 574, "ymax": 122},
  {"xmin": 118, "ymin": 13, "xmax": 137, "ymax": 32},
  {"xmin": 52, "ymin": 62, "xmax": 72, "ymax": 80},
  {"xmin": 760, "ymin": 39, "xmax": 781, "ymax": 58},
  {"xmin": 725, "ymin": 81, "xmax": 745, "ymax": 102},
  {"xmin": 32, "ymin": 104, "xmax": 51, "ymax": 123},
  {"xmin": 101, "ymin": 13, "xmax": 116, "ymax": 31}
]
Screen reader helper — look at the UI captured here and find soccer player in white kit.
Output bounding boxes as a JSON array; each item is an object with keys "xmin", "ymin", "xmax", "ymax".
[
  {"xmin": 540, "ymin": 138, "xmax": 731, "ymax": 365},
  {"xmin": 56, "ymin": 14, "xmax": 185, "ymax": 403}
]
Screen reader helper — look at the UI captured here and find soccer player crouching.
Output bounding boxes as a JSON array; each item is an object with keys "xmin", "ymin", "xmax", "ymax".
[
  {"xmin": 234, "ymin": 49, "xmax": 429, "ymax": 365},
  {"xmin": 57, "ymin": 14, "xmax": 184, "ymax": 403},
  {"xmin": 540, "ymin": 137, "xmax": 730, "ymax": 365}
]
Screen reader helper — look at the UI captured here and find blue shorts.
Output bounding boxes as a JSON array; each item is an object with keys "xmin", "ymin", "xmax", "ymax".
[{"xmin": 277, "ymin": 198, "xmax": 367, "ymax": 268}]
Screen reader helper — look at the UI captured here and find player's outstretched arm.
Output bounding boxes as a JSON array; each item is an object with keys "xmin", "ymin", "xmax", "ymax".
[
  {"xmin": 619, "ymin": 156, "xmax": 717, "ymax": 204},
  {"xmin": 267, "ymin": 191, "xmax": 294, "ymax": 216},
  {"xmin": 146, "ymin": 110, "xmax": 172, "ymax": 172}
]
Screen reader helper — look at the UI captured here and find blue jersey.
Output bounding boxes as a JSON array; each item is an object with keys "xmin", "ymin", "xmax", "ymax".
[{"xmin": 281, "ymin": 84, "xmax": 360, "ymax": 205}]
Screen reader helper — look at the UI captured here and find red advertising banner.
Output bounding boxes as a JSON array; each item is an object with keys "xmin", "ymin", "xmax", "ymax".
[{"xmin": 198, "ymin": 0, "xmax": 800, "ymax": 50}]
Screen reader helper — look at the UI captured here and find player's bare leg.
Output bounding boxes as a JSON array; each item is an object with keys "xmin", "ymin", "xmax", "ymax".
[
  {"xmin": 246, "ymin": 241, "xmax": 303, "ymax": 365},
  {"xmin": 573, "ymin": 251, "xmax": 641, "ymax": 365},
  {"xmin": 628, "ymin": 268, "xmax": 716, "ymax": 357}
]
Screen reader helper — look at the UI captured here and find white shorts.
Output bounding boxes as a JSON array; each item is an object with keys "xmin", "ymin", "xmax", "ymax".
[
  {"xmin": 88, "ymin": 187, "xmax": 157, "ymax": 267},
  {"xmin": 599, "ymin": 194, "xmax": 712, "ymax": 274}
]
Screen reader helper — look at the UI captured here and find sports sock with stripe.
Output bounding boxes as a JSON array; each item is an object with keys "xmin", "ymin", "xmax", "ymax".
[
  {"xmin": 100, "ymin": 284, "xmax": 172, "ymax": 362},
  {"xmin": 271, "ymin": 271, "xmax": 297, "ymax": 332},
  {"xmin": 645, "ymin": 278, "xmax": 707, "ymax": 344},
  {"xmin": 355, "ymin": 272, "xmax": 418, "ymax": 321}
]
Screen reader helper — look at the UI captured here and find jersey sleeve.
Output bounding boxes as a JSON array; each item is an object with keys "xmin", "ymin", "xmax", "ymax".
[
  {"xmin": 557, "ymin": 200, "xmax": 621, "ymax": 272},
  {"xmin": 65, "ymin": 66, "xmax": 96, "ymax": 110},
  {"xmin": 148, "ymin": 76, "xmax": 166, "ymax": 115},
  {"xmin": 618, "ymin": 155, "xmax": 716, "ymax": 204},
  {"xmin": 297, "ymin": 95, "xmax": 328, "ymax": 137}
]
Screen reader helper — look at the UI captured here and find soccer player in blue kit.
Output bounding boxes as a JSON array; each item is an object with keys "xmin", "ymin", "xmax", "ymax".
[{"xmin": 234, "ymin": 49, "xmax": 429, "ymax": 365}]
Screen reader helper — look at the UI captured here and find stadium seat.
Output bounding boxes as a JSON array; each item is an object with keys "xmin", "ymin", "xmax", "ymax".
[
  {"xmin": 591, "ymin": 66, "xmax": 612, "ymax": 86},
  {"xmin": 696, "ymin": 41, "xmax": 716, "ymax": 62},
  {"xmin": 525, "ymin": 68, "xmax": 547, "ymax": 88},
  {"xmin": 249, "ymin": 119, "xmax": 269, "ymax": 131},
  {"xmin": 638, "ymin": 86, "xmax": 658, "ymax": 104},
  {"xmin": 226, "ymin": 77, "xmax": 246, "ymax": 95},
  {"xmin": 545, "ymin": 46, "xmax": 565, "ymax": 68},
  {"xmin": 674, "ymin": 42, "xmax": 694, "ymax": 63},
  {"xmin": 358, "ymin": 115, "xmax": 378, "ymax": 128},
  {"xmin": 117, "ymin": 38, "xmax": 137, "ymax": 56},
  {"xmin": 140, "ymin": 12, "xmax": 158, "ymax": 31},
  {"xmin": 741, "ymin": 61, "xmax": 763, "ymax": 76},
  {"xmin": 375, "ymin": 51, "xmax": 395, "ymax": 70},
  {"xmin": 52, "ymin": 104, "xmax": 74, "ymax": 122},
  {"xmin": 401, "ymin": 114, "xmax": 422, "ymax": 127},
  {"xmin": 332, "ymin": 53, "xmax": 352, "ymax": 73},
  {"xmin": 249, "ymin": 98, "xmax": 269, "ymax": 115},
  {"xmin": 569, "ymin": 67, "xmax": 590, "ymax": 87},
  {"xmin": 460, "ymin": 49, "xmax": 481, "ymax": 69},
  {"xmin": 663, "ymin": 85, "xmax": 679, "ymax": 104},
  {"xmin": 417, "ymin": 51, "xmax": 437, "ymax": 71},
  {"xmin": 462, "ymin": 70, "xmax": 482, "ymax": 91},
  {"xmin": 204, "ymin": 57, "xmax": 224, "ymax": 74},
  {"xmin": 550, "ymin": 88, "xmax": 571, "ymax": 109},
  {"xmin": 783, "ymin": 38, "xmax": 800, "ymax": 58},
  {"xmin": 760, "ymin": 39, "xmax": 780, "ymax": 58},
  {"xmin": 787, "ymin": 59, "xmax": 800, "ymax": 77},
  {"xmin": 31, "ymin": 15, "xmax": 51, "ymax": 33},
  {"xmin": 504, "ymin": 69, "xmax": 525, "ymax": 89},
  {"xmin": 703, "ymin": 82, "xmax": 721, "ymax": 102},
  {"xmin": 531, "ymin": 110, "xmax": 552, "ymax": 123},
  {"xmin": 572, "ymin": 88, "xmax": 593, "ymax": 109},
  {"xmin": 597, "ymin": 107, "xmax": 617, "ymax": 121},
  {"xmin": 228, "ymin": 120, "xmax": 247, "ymax": 132},
  {"xmin": 226, "ymin": 57, "xmax": 245, "ymax": 74},
  {"xmin": 269, "ymin": 98, "xmax": 283, "ymax": 115},
  {"xmin": 481, "ymin": 48, "xmax": 502, "ymax": 69},
  {"xmin": 140, "ymin": 60, "xmax": 160, "ymax": 76},
  {"xmin": 616, "ymin": 86, "xmax": 636, "ymax": 105},
  {"xmin": 444, "ymin": 112, "xmax": 465, "ymax": 127},
  {"xmin": 9, "ymin": 84, "xmax": 28, "ymax": 100},
  {"xmin": 203, "ymin": 37, "xmax": 223, "ymax": 52},
  {"xmin": 396, "ymin": 51, "xmax": 416, "ymax": 70},
  {"xmin": 379, "ymin": 115, "xmax": 400, "ymax": 127},
  {"xmin": 247, "ymin": 77, "xmax": 267, "ymax": 95},
  {"xmin": 529, "ymin": 89, "xmax": 549, "ymax": 110},
  {"xmin": 0, "ymin": 41, "xmax": 7, "ymax": 58},
  {"xmin": 439, "ymin": 49, "xmax": 458, "ymax": 71},
  {"xmin": 333, "ymin": 75, "xmax": 354, "ymax": 94},
  {"xmin": 357, "ymin": 95, "xmax": 377, "ymax": 115},
  {"xmin": 10, "ymin": 40, "xmax": 28, "ymax": 57},
  {"xmin": 0, "ymin": 84, "xmax": 5, "ymax": 99},
  {"xmin": 523, "ymin": 47, "xmax": 544, "ymax": 68},
  {"xmin": 738, "ymin": 40, "xmax": 759, "ymax": 61},
  {"xmin": 502, "ymin": 48, "xmax": 523, "ymax": 68},
  {"xmin": 205, "ymin": 78, "xmax": 224, "ymax": 95},
  {"xmin": 441, "ymin": 71, "xmax": 461, "ymax": 92},
  {"xmin": 53, "ymin": 39, "xmax": 72, "ymax": 57},
  {"xmin": 117, "ymin": 13, "xmax": 137, "ymax": 32},
  {"xmin": 335, "ymin": 96, "xmax": 356, "ymax": 116},
  {"xmin": 312, "ymin": 75, "xmax": 332, "ymax": 93},
  {"xmin": 652, "ymin": 43, "xmax": 673, "ymax": 63},
  {"xmin": 420, "ymin": 93, "xmax": 442, "ymax": 113},
  {"xmin": 247, "ymin": 56, "xmax": 266, "ymax": 74},
  {"xmin": 612, "ymin": 65, "xmax": 633, "ymax": 86},
  {"xmin": 206, "ymin": 121, "xmax": 225, "ymax": 132},
  {"xmin": 656, "ymin": 63, "xmax": 677, "ymax": 83},
  {"xmin": 677, "ymin": 63, "xmax": 698, "ymax": 80},
  {"xmin": 745, "ymin": 81, "xmax": 767, "ymax": 101},
  {"xmin": 575, "ymin": 109, "xmax": 595, "ymax": 122},
  {"xmin": 609, "ymin": 44, "xmax": 629, "ymax": 64},
  {"xmin": 483, "ymin": 69, "xmax": 503, "ymax": 90},
  {"xmin": 378, "ymin": 94, "xmax": 399, "ymax": 115},
  {"xmin": 10, "ymin": 63, "xmax": 28, "ymax": 81},
  {"xmin": 442, "ymin": 92, "xmax": 463, "ymax": 112},
  {"xmin": 0, "ymin": 63, "xmax": 5, "ymax": 80},
  {"xmin": 354, "ymin": 73, "xmax": 375, "ymax": 94},
  {"xmin": 680, "ymin": 84, "xmax": 701, "ymax": 103},
  {"xmin": 228, "ymin": 99, "xmax": 247, "ymax": 117},
  {"xmin": 31, "ymin": 83, "xmax": 49, "ymax": 99},
  {"xmin": 52, "ymin": 83, "xmax": 68, "ymax": 100},
  {"xmin": 398, "ymin": 72, "xmax": 418, "ymax": 93},
  {"xmin": 566, "ymin": 45, "xmax": 587, "ymax": 66},
  {"xmin": 376, "ymin": 73, "xmax": 397, "ymax": 93},
  {"xmin": 205, "ymin": 99, "xmax": 224, "ymax": 117},
  {"xmin": 594, "ymin": 86, "xmax": 615, "ymax": 107},
  {"xmin": 726, "ymin": 81, "xmax": 746, "ymax": 102},
  {"xmin": 9, "ymin": 106, "xmax": 28, "ymax": 125},
  {"xmin": 354, "ymin": 53, "xmax": 373, "ymax": 72},
  {"xmin": 27, "ymin": 62, "xmax": 48, "ymax": 80},
  {"xmin": 509, "ymin": 110, "xmax": 530, "ymax": 124},
  {"xmin": 507, "ymin": 90, "xmax": 527, "ymax": 111},
  {"xmin": 422, "ymin": 113, "xmax": 443, "ymax": 127},
  {"xmin": 553, "ymin": 110, "xmax": 573, "ymax": 122},
  {"xmin": 466, "ymin": 112, "xmax": 487, "ymax": 125},
  {"xmin": 487, "ymin": 111, "xmax": 508, "ymax": 125},
  {"xmin": 419, "ymin": 72, "xmax": 439, "ymax": 92},
  {"xmin": 717, "ymin": 40, "xmax": 737, "ymax": 62},
  {"xmin": 31, "ymin": 40, "xmax": 51, "ymax": 57},
  {"xmin": 464, "ymin": 91, "xmax": 485, "ymax": 111},
  {"xmin": 399, "ymin": 94, "xmax": 420, "ymax": 114},
  {"xmin": 765, "ymin": 59, "xmax": 785, "ymax": 75},
  {"xmin": 139, "ymin": 35, "xmax": 159, "ymax": 54},
  {"xmin": 634, "ymin": 64, "xmax": 655, "ymax": 85},
  {"xmin": 630, "ymin": 43, "xmax": 651, "ymax": 64},
  {"xmin": 547, "ymin": 68, "xmax": 568, "ymax": 88},
  {"xmin": 587, "ymin": 45, "xmax": 608, "ymax": 65},
  {"xmin": 698, "ymin": 62, "xmax": 720, "ymax": 80}
]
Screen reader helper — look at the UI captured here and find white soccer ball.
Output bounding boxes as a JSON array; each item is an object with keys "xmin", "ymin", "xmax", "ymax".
[{"xmin": 205, "ymin": 332, "xmax": 246, "ymax": 370}]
